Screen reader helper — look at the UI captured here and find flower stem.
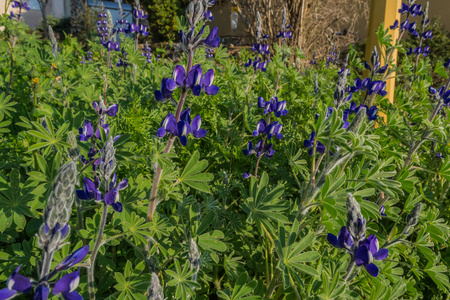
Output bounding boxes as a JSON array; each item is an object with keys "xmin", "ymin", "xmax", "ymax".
[
  {"xmin": 147, "ymin": 48, "xmax": 195, "ymax": 222},
  {"xmin": 88, "ymin": 204, "xmax": 108, "ymax": 300},
  {"xmin": 342, "ymin": 259, "xmax": 355, "ymax": 281}
]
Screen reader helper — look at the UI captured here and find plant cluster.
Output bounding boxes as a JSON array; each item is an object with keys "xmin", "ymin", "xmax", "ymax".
[{"xmin": 0, "ymin": 0, "xmax": 450, "ymax": 299}]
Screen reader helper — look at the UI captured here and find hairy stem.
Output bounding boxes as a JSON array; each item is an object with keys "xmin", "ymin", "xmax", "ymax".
[
  {"xmin": 88, "ymin": 204, "xmax": 108, "ymax": 300},
  {"xmin": 342, "ymin": 259, "xmax": 355, "ymax": 281},
  {"xmin": 147, "ymin": 49, "xmax": 194, "ymax": 222}
]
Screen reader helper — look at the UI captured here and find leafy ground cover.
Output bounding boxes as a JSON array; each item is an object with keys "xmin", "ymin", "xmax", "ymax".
[{"xmin": 0, "ymin": 1, "xmax": 450, "ymax": 299}]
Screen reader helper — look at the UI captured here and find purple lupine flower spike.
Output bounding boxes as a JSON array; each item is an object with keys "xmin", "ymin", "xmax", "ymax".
[
  {"xmin": 253, "ymin": 119, "xmax": 267, "ymax": 137},
  {"xmin": 52, "ymin": 269, "xmax": 82, "ymax": 300},
  {"xmin": 55, "ymin": 245, "xmax": 90, "ymax": 271}
]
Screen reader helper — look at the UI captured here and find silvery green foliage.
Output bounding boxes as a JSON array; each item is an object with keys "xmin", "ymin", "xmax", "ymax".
[
  {"xmin": 189, "ymin": 238, "xmax": 201, "ymax": 282},
  {"xmin": 48, "ymin": 25, "xmax": 58, "ymax": 59},
  {"xmin": 346, "ymin": 106, "xmax": 367, "ymax": 133},
  {"xmin": 99, "ymin": 137, "xmax": 117, "ymax": 181},
  {"xmin": 186, "ymin": 0, "xmax": 204, "ymax": 28},
  {"xmin": 281, "ymin": 7, "xmax": 287, "ymax": 30},
  {"xmin": 37, "ymin": 160, "xmax": 77, "ymax": 252},
  {"xmin": 346, "ymin": 193, "xmax": 366, "ymax": 244},
  {"xmin": 148, "ymin": 273, "xmax": 163, "ymax": 300}
]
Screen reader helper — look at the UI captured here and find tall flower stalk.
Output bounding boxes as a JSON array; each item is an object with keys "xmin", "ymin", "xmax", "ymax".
[{"xmin": 147, "ymin": 0, "xmax": 220, "ymax": 222}]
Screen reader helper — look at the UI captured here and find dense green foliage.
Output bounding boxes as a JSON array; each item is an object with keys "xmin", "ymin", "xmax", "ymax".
[{"xmin": 1, "ymin": 9, "xmax": 450, "ymax": 300}]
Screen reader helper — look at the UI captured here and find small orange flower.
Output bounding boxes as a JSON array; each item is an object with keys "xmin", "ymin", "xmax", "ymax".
[
  {"xmin": 55, "ymin": 76, "xmax": 62, "ymax": 82},
  {"xmin": 51, "ymin": 63, "xmax": 58, "ymax": 69},
  {"xmin": 32, "ymin": 77, "xmax": 39, "ymax": 84}
]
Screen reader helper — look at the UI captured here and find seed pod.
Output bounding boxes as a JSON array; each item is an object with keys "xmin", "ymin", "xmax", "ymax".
[
  {"xmin": 346, "ymin": 193, "xmax": 366, "ymax": 244},
  {"xmin": 67, "ymin": 131, "xmax": 79, "ymax": 161},
  {"xmin": 403, "ymin": 203, "xmax": 422, "ymax": 236},
  {"xmin": 148, "ymin": 273, "xmax": 163, "ymax": 300},
  {"xmin": 189, "ymin": 238, "xmax": 201, "ymax": 282}
]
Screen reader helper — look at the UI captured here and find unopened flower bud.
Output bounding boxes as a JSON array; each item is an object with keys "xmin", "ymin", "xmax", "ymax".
[
  {"xmin": 148, "ymin": 273, "xmax": 163, "ymax": 300},
  {"xmin": 346, "ymin": 193, "xmax": 366, "ymax": 244}
]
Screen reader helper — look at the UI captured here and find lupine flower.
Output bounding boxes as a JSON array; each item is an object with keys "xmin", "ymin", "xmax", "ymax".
[
  {"xmin": 243, "ymin": 140, "xmax": 274, "ymax": 159},
  {"xmin": 422, "ymin": 30, "xmax": 433, "ymax": 39},
  {"xmin": 204, "ymin": 10, "xmax": 214, "ymax": 21},
  {"xmin": 55, "ymin": 245, "xmax": 90, "ymax": 271},
  {"xmin": 379, "ymin": 205, "xmax": 387, "ymax": 216},
  {"xmin": 390, "ymin": 20, "xmax": 399, "ymax": 30},
  {"xmin": 52, "ymin": 269, "xmax": 82, "ymax": 300},
  {"xmin": 398, "ymin": 3, "xmax": 409, "ymax": 14},
  {"xmin": 444, "ymin": 59, "xmax": 450, "ymax": 69},
  {"xmin": 409, "ymin": 4, "xmax": 423, "ymax": 17},
  {"xmin": 157, "ymin": 109, "xmax": 207, "ymax": 146},
  {"xmin": 34, "ymin": 285, "xmax": 50, "ymax": 300},
  {"xmin": 343, "ymin": 110, "xmax": 350, "ymax": 129},
  {"xmin": 400, "ymin": 19, "xmax": 409, "ymax": 31},
  {"xmin": 0, "ymin": 266, "xmax": 31, "ymax": 300},
  {"xmin": 105, "ymin": 173, "xmax": 128, "ymax": 212},
  {"xmin": 133, "ymin": 9, "xmax": 147, "ymax": 19},
  {"xmin": 258, "ymin": 96, "xmax": 288, "ymax": 116},
  {"xmin": 327, "ymin": 226, "xmax": 353, "ymax": 249},
  {"xmin": 354, "ymin": 235, "xmax": 389, "ymax": 277},
  {"xmin": 142, "ymin": 42, "xmax": 152, "ymax": 63},
  {"xmin": 79, "ymin": 120, "xmax": 94, "ymax": 141},
  {"xmin": 154, "ymin": 78, "xmax": 177, "ymax": 102},
  {"xmin": 76, "ymin": 176, "xmax": 102, "ymax": 201},
  {"xmin": 304, "ymin": 132, "xmax": 325, "ymax": 156},
  {"xmin": 204, "ymin": 27, "xmax": 220, "ymax": 48}
]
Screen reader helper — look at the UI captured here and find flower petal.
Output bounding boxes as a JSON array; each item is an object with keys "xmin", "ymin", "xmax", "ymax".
[
  {"xmin": 364, "ymin": 263, "xmax": 379, "ymax": 277},
  {"xmin": 53, "ymin": 270, "xmax": 80, "ymax": 294},
  {"xmin": 373, "ymin": 248, "xmax": 389, "ymax": 260},
  {"xmin": 327, "ymin": 233, "xmax": 339, "ymax": 248},
  {"xmin": 0, "ymin": 288, "xmax": 16, "ymax": 300}
]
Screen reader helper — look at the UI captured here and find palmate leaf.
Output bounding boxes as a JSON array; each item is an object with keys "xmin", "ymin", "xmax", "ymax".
[
  {"xmin": 274, "ymin": 220, "xmax": 320, "ymax": 290},
  {"xmin": 27, "ymin": 116, "xmax": 72, "ymax": 154},
  {"xmin": 178, "ymin": 150, "xmax": 214, "ymax": 193},
  {"xmin": 425, "ymin": 264, "xmax": 450, "ymax": 293},
  {"xmin": 0, "ymin": 92, "xmax": 17, "ymax": 119},
  {"xmin": 114, "ymin": 260, "xmax": 151, "ymax": 300},
  {"xmin": 217, "ymin": 272, "xmax": 261, "ymax": 300},
  {"xmin": 0, "ymin": 169, "xmax": 39, "ymax": 232},
  {"xmin": 241, "ymin": 172, "xmax": 288, "ymax": 236},
  {"xmin": 166, "ymin": 259, "xmax": 201, "ymax": 300}
]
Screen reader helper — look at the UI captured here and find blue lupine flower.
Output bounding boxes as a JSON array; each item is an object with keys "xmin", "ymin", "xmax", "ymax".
[
  {"xmin": 398, "ymin": 3, "xmax": 409, "ymax": 14},
  {"xmin": 422, "ymin": 30, "xmax": 433, "ymax": 39},
  {"xmin": 204, "ymin": 27, "xmax": 220, "ymax": 48},
  {"xmin": 76, "ymin": 177, "xmax": 102, "ymax": 201},
  {"xmin": 258, "ymin": 96, "xmax": 288, "ymax": 116},
  {"xmin": 52, "ymin": 269, "xmax": 82, "ymax": 300},
  {"xmin": 409, "ymin": 4, "xmax": 423, "ymax": 17},
  {"xmin": 133, "ymin": 9, "xmax": 147, "ymax": 19},
  {"xmin": 400, "ymin": 19, "xmax": 409, "ymax": 31},
  {"xmin": 390, "ymin": 20, "xmax": 399, "ymax": 30},
  {"xmin": 104, "ymin": 173, "xmax": 128, "ymax": 212},
  {"xmin": 155, "ymin": 78, "xmax": 177, "ymax": 102},
  {"xmin": 79, "ymin": 120, "xmax": 94, "ymax": 142},
  {"xmin": 436, "ymin": 152, "xmax": 444, "ymax": 159},
  {"xmin": 444, "ymin": 59, "xmax": 450, "ymax": 69},
  {"xmin": 304, "ymin": 132, "xmax": 325, "ymax": 156},
  {"xmin": 343, "ymin": 110, "xmax": 350, "ymax": 129},
  {"xmin": 0, "ymin": 266, "xmax": 32, "ymax": 300},
  {"xmin": 354, "ymin": 235, "xmax": 389, "ymax": 277},
  {"xmin": 157, "ymin": 109, "xmax": 207, "ymax": 146},
  {"xmin": 327, "ymin": 226, "xmax": 353, "ymax": 249},
  {"xmin": 55, "ymin": 245, "xmax": 90, "ymax": 271},
  {"xmin": 33, "ymin": 285, "xmax": 50, "ymax": 300},
  {"xmin": 379, "ymin": 205, "xmax": 387, "ymax": 217},
  {"xmin": 204, "ymin": 11, "xmax": 214, "ymax": 21}
]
